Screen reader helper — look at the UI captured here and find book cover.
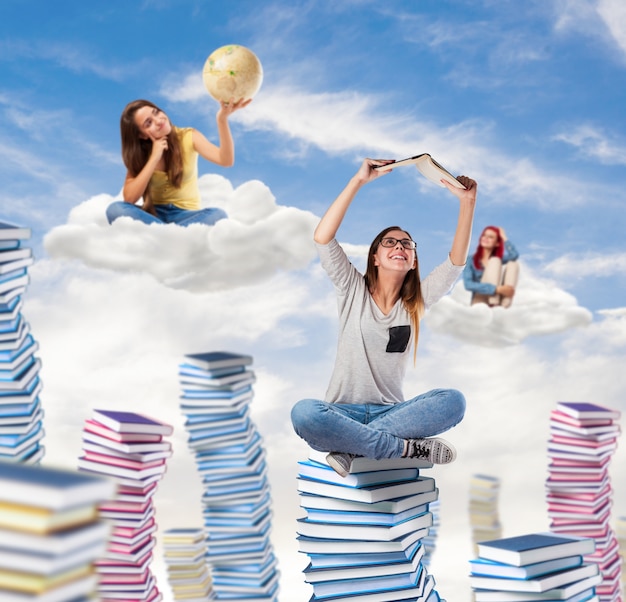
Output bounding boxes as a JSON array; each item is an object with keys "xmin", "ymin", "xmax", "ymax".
[
  {"xmin": 477, "ymin": 533, "xmax": 595, "ymax": 567},
  {"xmin": 92, "ymin": 409, "xmax": 174, "ymax": 436},
  {"xmin": 556, "ymin": 402, "xmax": 621, "ymax": 420},
  {"xmin": 184, "ymin": 351, "xmax": 253, "ymax": 371},
  {"xmin": 0, "ymin": 221, "xmax": 31, "ymax": 240}
]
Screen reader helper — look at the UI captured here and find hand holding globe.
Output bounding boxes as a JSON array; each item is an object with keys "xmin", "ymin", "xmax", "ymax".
[{"xmin": 203, "ymin": 45, "xmax": 263, "ymax": 105}]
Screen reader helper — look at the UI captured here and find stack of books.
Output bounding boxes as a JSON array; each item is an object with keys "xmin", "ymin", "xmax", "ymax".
[
  {"xmin": 470, "ymin": 532, "xmax": 601, "ymax": 601},
  {"xmin": 78, "ymin": 409, "xmax": 174, "ymax": 602},
  {"xmin": 546, "ymin": 402, "xmax": 622, "ymax": 601},
  {"xmin": 297, "ymin": 450, "xmax": 442, "ymax": 602},
  {"xmin": 469, "ymin": 474, "xmax": 502, "ymax": 554},
  {"xmin": 163, "ymin": 528, "xmax": 214, "ymax": 601},
  {"xmin": 0, "ymin": 460, "xmax": 115, "ymax": 601},
  {"xmin": 178, "ymin": 351, "xmax": 279, "ymax": 601},
  {"xmin": 0, "ymin": 221, "xmax": 43, "ymax": 465}
]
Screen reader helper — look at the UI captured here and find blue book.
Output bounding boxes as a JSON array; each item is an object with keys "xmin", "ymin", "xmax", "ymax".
[
  {"xmin": 308, "ymin": 540, "xmax": 423, "ymax": 570},
  {"xmin": 0, "ymin": 358, "xmax": 40, "ymax": 390},
  {"xmin": 0, "ymin": 222, "xmax": 30, "ymax": 240},
  {"xmin": 476, "ymin": 533, "xmax": 595, "ymax": 567},
  {"xmin": 0, "ymin": 336, "xmax": 37, "ymax": 368},
  {"xmin": 0, "ymin": 378, "xmax": 41, "ymax": 406},
  {"xmin": 0, "ymin": 268, "xmax": 27, "ymax": 285},
  {"xmin": 184, "ymin": 351, "xmax": 253, "ymax": 371},
  {"xmin": 470, "ymin": 555, "xmax": 583, "ymax": 580},
  {"xmin": 0, "ymin": 421, "xmax": 43, "ymax": 447},
  {"xmin": 92, "ymin": 409, "xmax": 173, "ymax": 435},
  {"xmin": 0, "ymin": 460, "xmax": 115, "ymax": 509},
  {"xmin": 180, "ymin": 384, "xmax": 253, "ymax": 399},
  {"xmin": 0, "ymin": 355, "xmax": 35, "ymax": 380},
  {"xmin": 179, "ymin": 363, "xmax": 246, "ymax": 378}
]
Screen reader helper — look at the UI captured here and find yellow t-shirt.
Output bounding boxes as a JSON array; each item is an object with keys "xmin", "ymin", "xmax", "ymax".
[{"xmin": 148, "ymin": 127, "xmax": 200, "ymax": 210}]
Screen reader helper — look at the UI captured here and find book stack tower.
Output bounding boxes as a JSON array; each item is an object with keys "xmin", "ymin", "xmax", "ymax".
[
  {"xmin": 0, "ymin": 221, "xmax": 44, "ymax": 465},
  {"xmin": 0, "ymin": 460, "xmax": 115, "ymax": 601},
  {"xmin": 296, "ymin": 450, "xmax": 443, "ymax": 602},
  {"xmin": 78, "ymin": 409, "xmax": 174, "ymax": 602},
  {"xmin": 469, "ymin": 532, "xmax": 601, "ymax": 602},
  {"xmin": 469, "ymin": 474, "xmax": 502, "ymax": 554},
  {"xmin": 163, "ymin": 528, "xmax": 214, "ymax": 601},
  {"xmin": 546, "ymin": 401, "xmax": 622, "ymax": 602},
  {"xmin": 178, "ymin": 351, "xmax": 280, "ymax": 601}
]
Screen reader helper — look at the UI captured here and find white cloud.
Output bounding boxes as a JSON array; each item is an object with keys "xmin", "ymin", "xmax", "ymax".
[
  {"xmin": 597, "ymin": 0, "xmax": 626, "ymax": 55},
  {"xmin": 553, "ymin": 124, "xmax": 626, "ymax": 165},
  {"xmin": 424, "ymin": 262, "xmax": 592, "ymax": 346},
  {"xmin": 543, "ymin": 251, "xmax": 626, "ymax": 278},
  {"xmin": 43, "ymin": 174, "xmax": 319, "ymax": 292}
]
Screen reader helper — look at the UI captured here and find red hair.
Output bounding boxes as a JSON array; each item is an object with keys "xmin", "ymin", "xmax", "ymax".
[{"xmin": 473, "ymin": 226, "xmax": 504, "ymax": 270}]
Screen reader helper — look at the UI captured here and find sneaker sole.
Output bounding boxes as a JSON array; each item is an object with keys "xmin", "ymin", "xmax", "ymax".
[{"xmin": 429, "ymin": 438, "xmax": 457, "ymax": 464}]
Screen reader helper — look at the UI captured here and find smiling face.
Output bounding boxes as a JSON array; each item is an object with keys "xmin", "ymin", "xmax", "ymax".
[
  {"xmin": 133, "ymin": 105, "xmax": 172, "ymax": 140},
  {"xmin": 373, "ymin": 229, "xmax": 417, "ymax": 274},
  {"xmin": 480, "ymin": 227, "xmax": 499, "ymax": 251}
]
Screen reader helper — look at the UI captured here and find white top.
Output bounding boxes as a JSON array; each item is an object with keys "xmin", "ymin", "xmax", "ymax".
[{"xmin": 317, "ymin": 239, "xmax": 463, "ymax": 405}]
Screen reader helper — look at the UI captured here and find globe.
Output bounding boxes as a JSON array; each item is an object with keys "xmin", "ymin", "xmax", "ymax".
[{"xmin": 202, "ymin": 45, "xmax": 263, "ymax": 103}]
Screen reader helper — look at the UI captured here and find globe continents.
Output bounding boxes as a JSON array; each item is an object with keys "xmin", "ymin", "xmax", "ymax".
[{"xmin": 202, "ymin": 45, "xmax": 263, "ymax": 103}]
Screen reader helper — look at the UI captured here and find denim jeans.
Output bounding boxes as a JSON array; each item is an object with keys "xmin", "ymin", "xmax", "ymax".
[
  {"xmin": 106, "ymin": 201, "xmax": 227, "ymax": 227},
  {"xmin": 291, "ymin": 388, "xmax": 466, "ymax": 459}
]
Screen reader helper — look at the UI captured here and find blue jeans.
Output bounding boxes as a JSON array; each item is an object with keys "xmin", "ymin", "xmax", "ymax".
[
  {"xmin": 106, "ymin": 202, "xmax": 227, "ymax": 226},
  {"xmin": 291, "ymin": 389, "xmax": 465, "ymax": 459}
]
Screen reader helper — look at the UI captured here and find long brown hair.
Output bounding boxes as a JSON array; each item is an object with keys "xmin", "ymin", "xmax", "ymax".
[
  {"xmin": 120, "ymin": 99, "xmax": 184, "ymax": 191},
  {"xmin": 364, "ymin": 226, "xmax": 425, "ymax": 363}
]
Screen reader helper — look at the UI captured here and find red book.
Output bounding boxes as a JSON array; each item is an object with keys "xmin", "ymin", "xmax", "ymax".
[
  {"xmin": 100, "ymin": 499, "xmax": 152, "ymax": 513},
  {"xmin": 84, "ymin": 450, "xmax": 166, "ymax": 471}
]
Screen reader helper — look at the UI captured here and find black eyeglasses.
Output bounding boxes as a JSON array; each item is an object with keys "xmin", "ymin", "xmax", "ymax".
[{"xmin": 379, "ymin": 237, "xmax": 416, "ymax": 250}]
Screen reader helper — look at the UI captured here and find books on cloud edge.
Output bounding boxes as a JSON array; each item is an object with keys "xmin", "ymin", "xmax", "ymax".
[
  {"xmin": 0, "ymin": 460, "xmax": 115, "ymax": 510},
  {"xmin": 92, "ymin": 409, "xmax": 173, "ymax": 435},
  {"xmin": 469, "ymin": 563, "xmax": 598, "ymax": 593},
  {"xmin": 476, "ymin": 533, "xmax": 595, "ymax": 567},
  {"xmin": 556, "ymin": 402, "xmax": 620, "ymax": 420},
  {"xmin": 184, "ymin": 351, "xmax": 253, "ymax": 371},
  {"xmin": 374, "ymin": 154, "xmax": 466, "ymax": 189}
]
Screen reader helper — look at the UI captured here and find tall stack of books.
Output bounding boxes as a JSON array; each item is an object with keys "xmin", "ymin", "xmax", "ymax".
[
  {"xmin": 163, "ymin": 528, "xmax": 214, "ymax": 601},
  {"xmin": 0, "ymin": 460, "xmax": 115, "ymax": 601},
  {"xmin": 469, "ymin": 532, "xmax": 601, "ymax": 601},
  {"xmin": 469, "ymin": 474, "xmax": 502, "ymax": 554},
  {"xmin": 546, "ymin": 402, "xmax": 622, "ymax": 602},
  {"xmin": 178, "ymin": 351, "xmax": 279, "ymax": 601},
  {"xmin": 78, "ymin": 409, "xmax": 174, "ymax": 602},
  {"xmin": 297, "ymin": 450, "xmax": 442, "ymax": 602},
  {"xmin": 0, "ymin": 221, "xmax": 44, "ymax": 465}
]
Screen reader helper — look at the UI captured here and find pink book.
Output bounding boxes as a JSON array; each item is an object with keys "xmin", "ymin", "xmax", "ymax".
[
  {"xmin": 112, "ymin": 518, "xmax": 156, "ymax": 539},
  {"xmin": 99, "ymin": 569, "xmax": 150, "ymax": 585},
  {"xmin": 101, "ymin": 584, "xmax": 161, "ymax": 602},
  {"xmin": 548, "ymin": 472, "xmax": 607, "ymax": 482},
  {"xmin": 551, "ymin": 434, "xmax": 618, "ymax": 447},
  {"xmin": 84, "ymin": 419, "xmax": 163, "ymax": 443},
  {"xmin": 85, "ymin": 450, "xmax": 166, "ymax": 471},
  {"xmin": 100, "ymin": 499, "xmax": 152, "ymax": 513},
  {"xmin": 547, "ymin": 501, "xmax": 611, "ymax": 514},
  {"xmin": 108, "ymin": 533, "xmax": 154, "ymax": 555},
  {"xmin": 117, "ymin": 482, "xmax": 158, "ymax": 497},
  {"xmin": 547, "ymin": 486, "xmax": 612, "ymax": 502},
  {"xmin": 550, "ymin": 410, "xmax": 614, "ymax": 428}
]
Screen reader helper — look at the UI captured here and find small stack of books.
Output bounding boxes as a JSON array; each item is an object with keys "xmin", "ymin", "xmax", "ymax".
[
  {"xmin": 78, "ymin": 409, "xmax": 174, "ymax": 602},
  {"xmin": 163, "ymin": 528, "xmax": 214, "ymax": 601},
  {"xmin": 297, "ymin": 450, "xmax": 442, "ymax": 602},
  {"xmin": 469, "ymin": 474, "xmax": 502, "ymax": 554},
  {"xmin": 0, "ymin": 460, "xmax": 115, "ymax": 601},
  {"xmin": 546, "ymin": 401, "xmax": 622, "ymax": 601},
  {"xmin": 0, "ymin": 221, "xmax": 44, "ymax": 465},
  {"xmin": 178, "ymin": 351, "xmax": 280, "ymax": 601},
  {"xmin": 470, "ymin": 532, "xmax": 601, "ymax": 602}
]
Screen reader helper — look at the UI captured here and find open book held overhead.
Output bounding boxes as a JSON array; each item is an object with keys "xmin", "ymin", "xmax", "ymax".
[{"xmin": 374, "ymin": 153, "xmax": 466, "ymax": 189}]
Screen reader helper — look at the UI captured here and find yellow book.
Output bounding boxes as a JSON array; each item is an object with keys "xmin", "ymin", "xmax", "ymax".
[
  {"xmin": 0, "ymin": 564, "xmax": 92, "ymax": 594},
  {"xmin": 0, "ymin": 500, "xmax": 97, "ymax": 534}
]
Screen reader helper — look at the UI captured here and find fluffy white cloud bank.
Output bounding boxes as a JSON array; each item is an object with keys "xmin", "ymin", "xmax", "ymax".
[
  {"xmin": 425, "ymin": 262, "xmax": 592, "ymax": 346},
  {"xmin": 43, "ymin": 174, "xmax": 318, "ymax": 292}
]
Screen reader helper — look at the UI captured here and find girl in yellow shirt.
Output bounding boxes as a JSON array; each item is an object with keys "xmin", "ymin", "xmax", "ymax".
[{"xmin": 106, "ymin": 97, "xmax": 249, "ymax": 226}]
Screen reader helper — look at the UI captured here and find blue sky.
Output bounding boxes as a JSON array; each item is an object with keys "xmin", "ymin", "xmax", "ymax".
[{"xmin": 2, "ymin": 1, "xmax": 626, "ymax": 601}]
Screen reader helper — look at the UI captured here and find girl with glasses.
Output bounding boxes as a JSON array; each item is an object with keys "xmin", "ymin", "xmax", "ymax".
[
  {"xmin": 106, "ymin": 97, "xmax": 250, "ymax": 226},
  {"xmin": 291, "ymin": 158, "xmax": 477, "ymax": 477}
]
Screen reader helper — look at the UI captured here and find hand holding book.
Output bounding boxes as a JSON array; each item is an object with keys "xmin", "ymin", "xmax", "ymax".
[{"xmin": 374, "ymin": 153, "xmax": 466, "ymax": 189}]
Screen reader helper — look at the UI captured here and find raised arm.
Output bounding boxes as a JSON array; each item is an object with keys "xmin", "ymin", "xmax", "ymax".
[
  {"xmin": 314, "ymin": 159, "xmax": 391, "ymax": 244},
  {"xmin": 192, "ymin": 98, "xmax": 251, "ymax": 167},
  {"xmin": 442, "ymin": 176, "xmax": 477, "ymax": 266}
]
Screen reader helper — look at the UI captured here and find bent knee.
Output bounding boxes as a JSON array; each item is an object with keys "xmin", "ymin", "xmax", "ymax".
[{"xmin": 449, "ymin": 389, "xmax": 466, "ymax": 421}]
